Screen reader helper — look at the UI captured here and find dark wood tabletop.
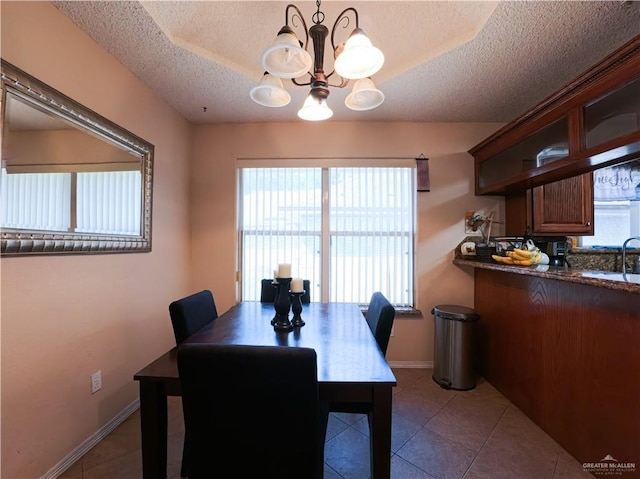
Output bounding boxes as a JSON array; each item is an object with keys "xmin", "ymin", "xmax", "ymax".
[{"xmin": 134, "ymin": 301, "xmax": 397, "ymax": 478}]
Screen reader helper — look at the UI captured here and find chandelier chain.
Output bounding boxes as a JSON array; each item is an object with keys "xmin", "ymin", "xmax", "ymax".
[{"xmin": 312, "ymin": 0, "xmax": 325, "ymax": 25}]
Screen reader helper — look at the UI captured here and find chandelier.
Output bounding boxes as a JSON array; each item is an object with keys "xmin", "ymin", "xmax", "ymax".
[{"xmin": 250, "ymin": 0, "xmax": 385, "ymax": 121}]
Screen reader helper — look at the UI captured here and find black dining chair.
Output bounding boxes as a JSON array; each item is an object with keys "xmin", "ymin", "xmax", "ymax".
[
  {"xmin": 260, "ymin": 278, "xmax": 311, "ymax": 303},
  {"xmin": 365, "ymin": 291, "xmax": 396, "ymax": 356},
  {"xmin": 169, "ymin": 289, "xmax": 218, "ymax": 344},
  {"xmin": 168, "ymin": 289, "xmax": 218, "ymax": 477},
  {"xmin": 325, "ymin": 292, "xmax": 396, "ymax": 420},
  {"xmin": 177, "ymin": 344, "xmax": 325, "ymax": 479}
]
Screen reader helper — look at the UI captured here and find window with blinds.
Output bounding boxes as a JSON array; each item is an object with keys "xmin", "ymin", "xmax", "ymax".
[{"xmin": 238, "ymin": 164, "xmax": 415, "ymax": 307}]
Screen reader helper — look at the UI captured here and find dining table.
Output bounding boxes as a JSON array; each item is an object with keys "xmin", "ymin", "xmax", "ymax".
[{"xmin": 134, "ymin": 301, "xmax": 397, "ymax": 479}]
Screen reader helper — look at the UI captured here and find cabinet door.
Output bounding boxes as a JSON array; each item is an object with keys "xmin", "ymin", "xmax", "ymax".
[
  {"xmin": 476, "ymin": 116, "xmax": 569, "ymax": 193},
  {"xmin": 532, "ymin": 173, "xmax": 594, "ymax": 234}
]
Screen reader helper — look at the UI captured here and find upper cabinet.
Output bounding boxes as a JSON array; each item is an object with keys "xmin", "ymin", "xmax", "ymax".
[
  {"xmin": 470, "ymin": 35, "xmax": 640, "ymax": 196},
  {"xmin": 584, "ymin": 77, "xmax": 640, "ymax": 150}
]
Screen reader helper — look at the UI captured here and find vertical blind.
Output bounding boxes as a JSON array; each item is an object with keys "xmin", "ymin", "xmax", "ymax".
[
  {"xmin": 76, "ymin": 171, "xmax": 142, "ymax": 235},
  {"xmin": 239, "ymin": 165, "xmax": 415, "ymax": 306},
  {"xmin": 0, "ymin": 169, "xmax": 71, "ymax": 231},
  {"xmin": 1, "ymin": 168, "xmax": 141, "ymax": 235}
]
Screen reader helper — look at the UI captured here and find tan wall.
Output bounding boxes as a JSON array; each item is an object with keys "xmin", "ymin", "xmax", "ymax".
[
  {"xmin": 1, "ymin": 2, "xmax": 192, "ymax": 478},
  {"xmin": 190, "ymin": 122, "xmax": 504, "ymax": 363}
]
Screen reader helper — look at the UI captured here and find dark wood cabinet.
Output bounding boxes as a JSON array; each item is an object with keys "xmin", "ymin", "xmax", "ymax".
[
  {"xmin": 471, "ymin": 35, "xmax": 640, "ymax": 235},
  {"xmin": 504, "ymin": 174, "xmax": 594, "ymax": 236},
  {"xmin": 532, "ymin": 173, "xmax": 593, "ymax": 234}
]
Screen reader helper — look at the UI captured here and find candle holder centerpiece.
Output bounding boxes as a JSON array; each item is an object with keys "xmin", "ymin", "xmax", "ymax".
[
  {"xmin": 290, "ymin": 291, "xmax": 305, "ymax": 327},
  {"xmin": 273, "ymin": 276, "xmax": 293, "ymax": 332},
  {"xmin": 270, "ymin": 279, "xmax": 279, "ymax": 325}
]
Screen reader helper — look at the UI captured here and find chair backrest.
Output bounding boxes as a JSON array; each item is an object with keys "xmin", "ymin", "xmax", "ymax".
[
  {"xmin": 177, "ymin": 344, "xmax": 322, "ymax": 479},
  {"xmin": 260, "ymin": 278, "xmax": 311, "ymax": 303},
  {"xmin": 366, "ymin": 292, "xmax": 396, "ymax": 356},
  {"xmin": 168, "ymin": 290, "xmax": 218, "ymax": 344}
]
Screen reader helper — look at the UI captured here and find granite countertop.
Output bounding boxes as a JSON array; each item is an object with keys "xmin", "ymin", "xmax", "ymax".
[{"xmin": 453, "ymin": 257, "xmax": 640, "ymax": 295}]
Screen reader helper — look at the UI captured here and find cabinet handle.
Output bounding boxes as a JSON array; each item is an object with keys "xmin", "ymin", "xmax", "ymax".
[{"xmin": 586, "ymin": 221, "xmax": 591, "ymax": 226}]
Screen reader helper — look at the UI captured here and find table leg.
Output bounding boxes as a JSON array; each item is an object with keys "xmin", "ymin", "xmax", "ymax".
[
  {"xmin": 368, "ymin": 385, "xmax": 393, "ymax": 479},
  {"xmin": 139, "ymin": 381, "xmax": 168, "ymax": 479}
]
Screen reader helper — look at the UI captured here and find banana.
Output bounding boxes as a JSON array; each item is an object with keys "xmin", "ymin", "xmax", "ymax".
[
  {"xmin": 498, "ymin": 249, "xmax": 541, "ymax": 266},
  {"xmin": 512, "ymin": 247, "xmax": 539, "ymax": 259},
  {"xmin": 491, "ymin": 254, "xmax": 514, "ymax": 264},
  {"xmin": 512, "ymin": 258, "xmax": 535, "ymax": 266}
]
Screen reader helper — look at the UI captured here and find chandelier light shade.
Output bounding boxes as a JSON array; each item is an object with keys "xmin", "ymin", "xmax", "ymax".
[
  {"xmin": 345, "ymin": 77, "xmax": 385, "ymax": 111},
  {"xmin": 261, "ymin": 26, "xmax": 313, "ymax": 79},
  {"xmin": 250, "ymin": 72, "xmax": 292, "ymax": 107},
  {"xmin": 251, "ymin": 1, "xmax": 385, "ymax": 121},
  {"xmin": 297, "ymin": 94, "xmax": 334, "ymax": 121},
  {"xmin": 334, "ymin": 28, "xmax": 385, "ymax": 80}
]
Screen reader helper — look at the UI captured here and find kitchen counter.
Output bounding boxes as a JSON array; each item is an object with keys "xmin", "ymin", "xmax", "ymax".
[
  {"xmin": 454, "ymin": 257, "xmax": 640, "ymax": 294},
  {"xmin": 469, "ymin": 263, "xmax": 639, "ymax": 468}
]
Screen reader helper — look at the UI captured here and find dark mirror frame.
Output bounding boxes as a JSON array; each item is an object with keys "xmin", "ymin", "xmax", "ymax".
[{"xmin": 1, "ymin": 60, "xmax": 154, "ymax": 256}]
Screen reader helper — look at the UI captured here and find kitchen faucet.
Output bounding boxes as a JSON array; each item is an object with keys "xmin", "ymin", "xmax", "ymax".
[{"xmin": 621, "ymin": 236, "xmax": 640, "ymax": 273}]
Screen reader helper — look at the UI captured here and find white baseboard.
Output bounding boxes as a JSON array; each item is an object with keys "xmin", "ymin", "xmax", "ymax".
[
  {"xmin": 388, "ymin": 360, "xmax": 433, "ymax": 369},
  {"xmin": 41, "ymin": 398, "xmax": 140, "ymax": 479}
]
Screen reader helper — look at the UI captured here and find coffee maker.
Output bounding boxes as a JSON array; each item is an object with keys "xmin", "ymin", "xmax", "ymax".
[{"xmin": 534, "ymin": 237, "xmax": 569, "ymax": 266}]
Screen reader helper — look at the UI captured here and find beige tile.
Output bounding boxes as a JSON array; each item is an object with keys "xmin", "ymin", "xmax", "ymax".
[
  {"xmin": 326, "ymin": 412, "xmax": 352, "ymax": 441},
  {"xmin": 80, "ymin": 425, "xmax": 142, "ymax": 472},
  {"xmin": 463, "ymin": 453, "xmax": 524, "ymax": 479},
  {"xmin": 325, "ymin": 426, "xmax": 370, "ymax": 478},
  {"xmin": 332, "ymin": 411, "xmax": 364, "ymax": 425},
  {"xmin": 553, "ymin": 448, "xmax": 596, "ymax": 479},
  {"xmin": 393, "ymin": 379, "xmax": 456, "ymax": 426},
  {"xmin": 424, "ymin": 389, "xmax": 508, "ymax": 452},
  {"xmin": 166, "ymin": 431, "xmax": 185, "ymax": 478},
  {"xmin": 351, "ymin": 412, "xmax": 423, "ymax": 454},
  {"xmin": 391, "ymin": 368, "xmax": 430, "ymax": 395},
  {"xmin": 391, "ymin": 454, "xmax": 437, "ymax": 479},
  {"xmin": 167, "ymin": 396, "xmax": 186, "ymax": 435},
  {"xmin": 82, "ymin": 449, "xmax": 142, "ymax": 479},
  {"xmin": 477, "ymin": 404, "xmax": 560, "ymax": 479},
  {"xmin": 396, "ymin": 426, "xmax": 477, "ymax": 479},
  {"xmin": 463, "ymin": 377, "xmax": 510, "ymax": 407},
  {"xmin": 324, "ymin": 464, "xmax": 344, "ymax": 479}
]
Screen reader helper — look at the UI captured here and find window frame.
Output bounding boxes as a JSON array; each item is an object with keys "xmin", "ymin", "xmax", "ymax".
[{"xmin": 236, "ymin": 158, "xmax": 417, "ymax": 307}]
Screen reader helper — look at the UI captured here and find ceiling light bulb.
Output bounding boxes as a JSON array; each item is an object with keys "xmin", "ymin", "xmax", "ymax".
[
  {"xmin": 297, "ymin": 94, "xmax": 333, "ymax": 121},
  {"xmin": 261, "ymin": 28, "xmax": 313, "ymax": 79},
  {"xmin": 334, "ymin": 28, "xmax": 384, "ymax": 80},
  {"xmin": 250, "ymin": 73, "xmax": 291, "ymax": 107}
]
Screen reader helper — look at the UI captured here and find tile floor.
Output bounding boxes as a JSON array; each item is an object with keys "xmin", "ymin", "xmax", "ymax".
[{"xmin": 58, "ymin": 368, "xmax": 594, "ymax": 479}]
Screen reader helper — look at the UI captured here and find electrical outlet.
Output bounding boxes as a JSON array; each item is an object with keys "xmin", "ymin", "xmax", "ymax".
[
  {"xmin": 390, "ymin": 326, "xmax": 395, "ymax": 337},
  {"xmin": 91, "ymin": 370, "xmax": 102, "ymax": 394}
]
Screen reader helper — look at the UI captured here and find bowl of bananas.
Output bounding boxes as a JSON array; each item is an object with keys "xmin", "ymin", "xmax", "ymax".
[{"xmin": 492, "ymin": 240, "xmax": 550, "ymax": 266}]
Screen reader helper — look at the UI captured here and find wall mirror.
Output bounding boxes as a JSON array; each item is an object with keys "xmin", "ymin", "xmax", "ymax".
[{"xmin": 1, "ymin": 60, "xmax": 153, "ymax": 256}]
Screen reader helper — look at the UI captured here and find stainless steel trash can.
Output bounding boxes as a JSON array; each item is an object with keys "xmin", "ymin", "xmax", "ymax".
[{"xmin": 432, "ymin": 304, "xmax": 479, "ymax": 391}]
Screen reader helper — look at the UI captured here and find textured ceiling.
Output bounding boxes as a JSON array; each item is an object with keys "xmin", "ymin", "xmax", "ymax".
[{"xmin": 52, "ymin": 1, "xmax": 640, "ymax": 124}]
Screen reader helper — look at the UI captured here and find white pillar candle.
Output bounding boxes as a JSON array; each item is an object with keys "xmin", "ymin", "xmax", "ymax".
[
  {"xmin": 277, "ymin": 263, "xmax": 291, "ymax": 278},
  {"xmin": 273, "ymin": 269, "xmax": 279, "ymax": 279},
  {"xmin": 291, "ymin": 277, "xmax": 304, "ymax": 293}
]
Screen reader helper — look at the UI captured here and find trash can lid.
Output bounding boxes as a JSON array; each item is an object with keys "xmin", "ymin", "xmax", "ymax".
[{"xmin": 431, "ymin": 304, "xmax": 479, "ymax": 321}]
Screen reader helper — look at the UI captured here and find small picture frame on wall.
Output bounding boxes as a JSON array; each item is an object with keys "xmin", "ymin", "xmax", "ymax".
[
  {"xmin": 465, "ymin": 211, "xmax": 485, "ymax": 235},
  {"xmin": 416, "ymin": 157, "xmax": 430, "ymax": 192}
]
